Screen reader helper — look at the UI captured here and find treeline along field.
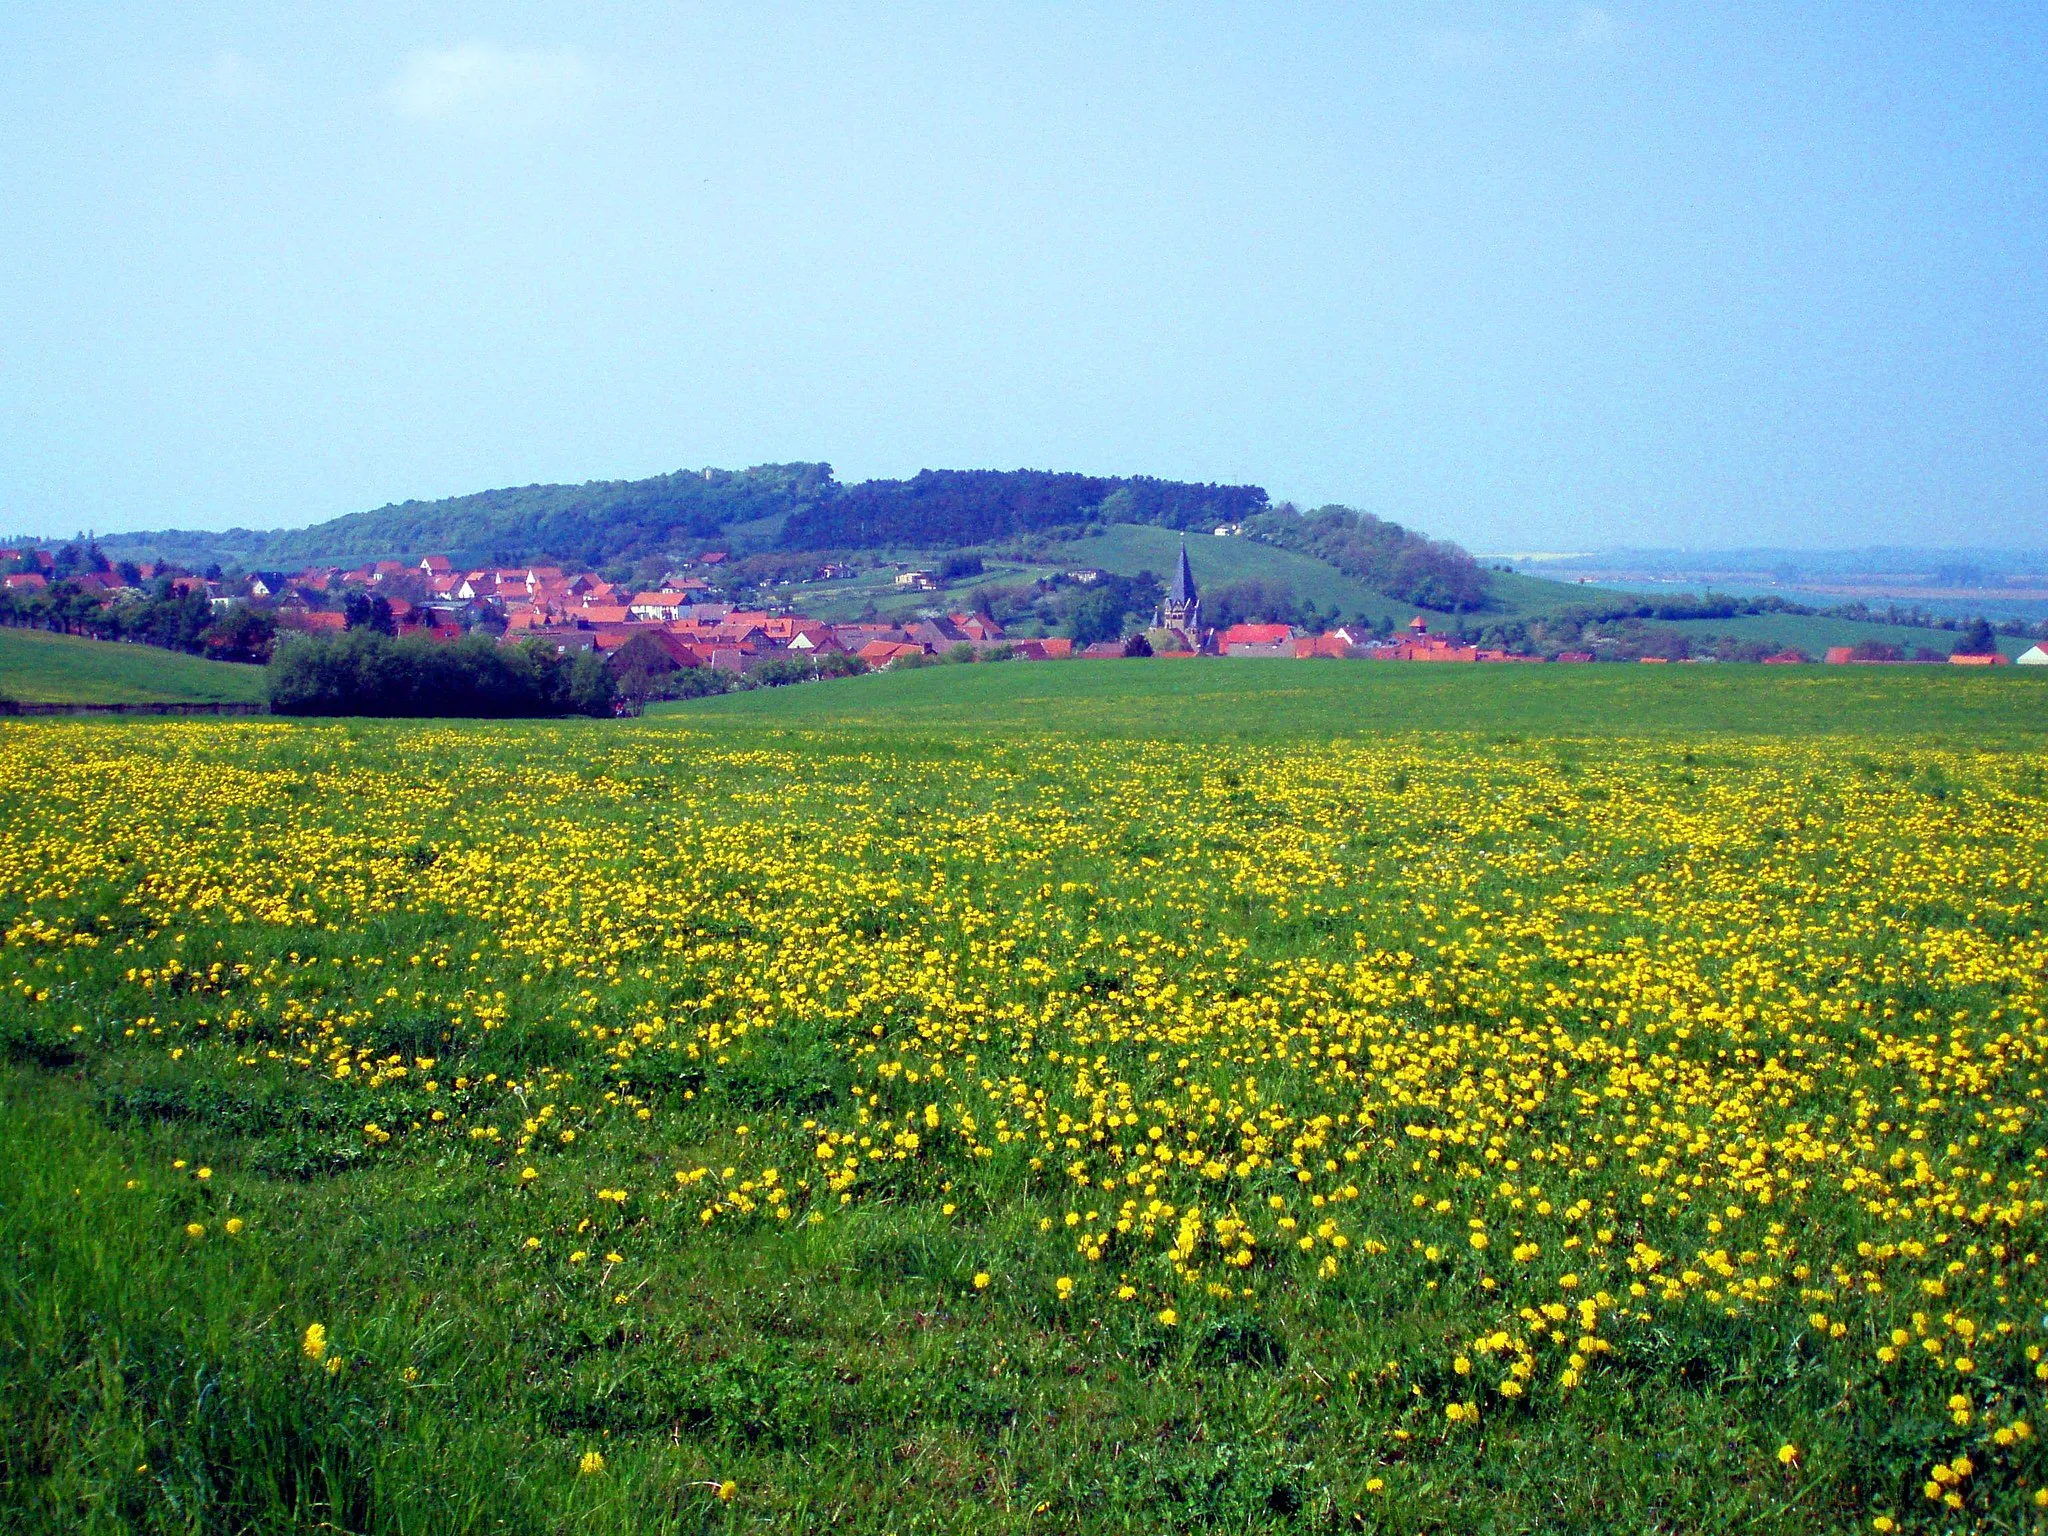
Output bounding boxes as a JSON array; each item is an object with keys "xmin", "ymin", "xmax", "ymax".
[{"xmin": 3, "ymin": 679, "xmax": 2048, "ymax": 1532}]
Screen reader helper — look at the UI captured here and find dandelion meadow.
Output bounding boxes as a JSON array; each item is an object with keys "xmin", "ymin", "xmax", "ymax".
[{"xmin": 5, "ymin": 667, "xmax": 2048, "ymax": 1533}]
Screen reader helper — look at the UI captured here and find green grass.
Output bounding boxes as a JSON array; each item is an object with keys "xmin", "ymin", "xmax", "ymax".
[
  {"xmin": 720, "ymin": 527, "xmax": 2019, "ymax": 661},
  {"xmin": 657, "ymin": 653, "xmax": 2048, "ymax": 744},
  {"xmin": 5, "ymin": 667, "xmax": 2048, "ymax": 1532},
  {"xmin": 0, "ymin": 628, "xmax": 267, "ymax": 705},
  {"xmin": 1041, "ymin": 526, "xmax": 1407, "ymax": 622}
]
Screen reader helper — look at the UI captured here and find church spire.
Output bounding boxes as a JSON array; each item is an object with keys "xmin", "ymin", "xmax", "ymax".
[
  {"xmin": 1159, "ymin": 535, "xmax": 1200, "ymax": 639},
  {"xmin": 1169, "ymin": 536, "xmax": 1198, "ymax": 609}
]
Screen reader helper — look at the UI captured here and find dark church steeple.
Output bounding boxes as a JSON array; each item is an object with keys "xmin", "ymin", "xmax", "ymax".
[{"xmin": 1159, "ymin": 537, "xmax": 1200, "ymax": 636}]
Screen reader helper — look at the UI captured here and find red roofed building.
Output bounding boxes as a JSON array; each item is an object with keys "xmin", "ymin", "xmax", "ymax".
[
  {"xmin": 1220, "ymin": 622, "xmax": 1295, "ymax": 657},
  {"xmin": 783, "ymin": 621, "xmax": 841, "ymax": 653},
  {"xmin": 1012, "ymin": 637, "xmax": 1073, "ymax": 661},
  {"xmin": 1293, "ymin": 633, "xmax": 1355, "ymax": 659},
  {"xmin": 858, "ymin": 639, "xmax": 930, "ymax": 667},
  {"xmin": 628, "ymin": 592, "xmax": 689, "ymax": 620},
  {"xmin": 1382, "ymin": 615, "xmax": 1478, "ymax": 662},
  {"xmin": 601, "ymin": 628, "xmax": 702, "ymax": 667},
  {"xmin": 949, "ymin": 612, "xmax": 1005, "ymax": 643}
]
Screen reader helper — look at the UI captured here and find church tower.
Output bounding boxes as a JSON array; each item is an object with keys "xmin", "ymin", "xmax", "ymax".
[{"xmin": 1159, "ymin": 537, "xmax": 1200, "ymax": 639}]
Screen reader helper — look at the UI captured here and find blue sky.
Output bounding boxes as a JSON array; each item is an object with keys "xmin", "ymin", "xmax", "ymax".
[{"xmin": 1, "ymin": 3, "xmax": 2042, "ymax": 549}]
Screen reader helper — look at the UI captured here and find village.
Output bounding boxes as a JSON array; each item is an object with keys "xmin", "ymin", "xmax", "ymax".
[
  {"xmin": 0, "ymin": 540, "xmax": 1587, "ymax": 673},
  {"xmin": 5, "ymin": 538, "xmax": 2040, "ymax": 677}
]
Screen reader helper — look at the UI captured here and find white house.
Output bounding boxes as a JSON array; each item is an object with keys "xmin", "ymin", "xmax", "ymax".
[{"xmin": 2018, "ymin": 644, "xmax": 2048, "ymax": 666}]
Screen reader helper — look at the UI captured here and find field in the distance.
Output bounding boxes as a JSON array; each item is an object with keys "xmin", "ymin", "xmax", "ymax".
[
  {"xmin": 660, "ymin": 653, "xmax": 2048, "ymax": 744},
  {"xmin": 0, "ymin": 627, "xmax": 267, "ymax": 705},
  {"xmin": 5, "ymin": 665, "xmax": 2048, "ymax": 1534}
]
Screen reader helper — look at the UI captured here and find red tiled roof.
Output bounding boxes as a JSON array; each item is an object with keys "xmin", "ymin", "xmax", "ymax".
[{"xmin": 1221, "ymin": 623, "xmax": 1293, "ymax": 645}]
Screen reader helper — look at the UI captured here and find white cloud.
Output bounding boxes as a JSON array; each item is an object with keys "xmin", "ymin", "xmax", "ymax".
[{"xmin": 385, "ymin": 42, "xmax": 593, "ymax": 126}]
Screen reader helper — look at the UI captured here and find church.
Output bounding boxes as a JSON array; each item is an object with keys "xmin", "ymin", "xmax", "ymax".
[{"xmin": 1153, "ymin": 538, "xmax": 1205, "ymax": 652}]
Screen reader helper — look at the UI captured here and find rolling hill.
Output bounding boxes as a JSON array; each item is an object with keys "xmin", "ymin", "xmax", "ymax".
[
  {"xmin": 0, "ymin": 628, "xmax": 267, "ymax": 705},
  {"xmin": 84, "ymin": 463, "xmax": 1482, "ymax": 611},
  {"xmin": 43, "ymin": 460, "xmax": 2033, "ymax": 664}
]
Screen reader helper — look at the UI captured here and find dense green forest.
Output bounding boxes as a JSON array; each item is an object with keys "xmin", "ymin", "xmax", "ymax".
[
  {"xmin": 778, "ymin": 468, "xmax": 1269, "ymax": 547},
  {"xmin": 81, "ymin": 462, "xmax": 1493, "ymax": 611},
  {"xmin": 1249, "ymin": 504, "xmax": 1492, "ymax": 611},
  {"xmin": 100, "ymin": 464, "xmax": 837, "ymax": 570},
  {"xmin": 91, "ymin": 465, "xmax": 1266, "ymax": 567}
]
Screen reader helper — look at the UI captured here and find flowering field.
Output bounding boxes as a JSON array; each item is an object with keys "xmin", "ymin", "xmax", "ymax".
[{"xmin": 4, "ymin": 701, "xmax": 2048, "ymax": 1533}]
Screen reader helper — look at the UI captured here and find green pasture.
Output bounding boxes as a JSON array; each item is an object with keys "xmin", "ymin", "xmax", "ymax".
[
  {"xmin": 0, "ymin": 628, "xmax": 267, "ymax": 706},
  {"xmin": 659, "ymin": 652, "xmax": 2048, "ymax": 745},
  {"xmin": 4, "ymin": 664, "xmax": 2048, "ymax": 1533}
]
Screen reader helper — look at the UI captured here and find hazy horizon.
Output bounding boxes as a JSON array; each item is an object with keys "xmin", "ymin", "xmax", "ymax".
[{"xmin": 3, "ymin": 5, "xmax": 2043, "ymax": 550}]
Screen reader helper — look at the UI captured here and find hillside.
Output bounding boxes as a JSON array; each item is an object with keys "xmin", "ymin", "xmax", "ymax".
[
  {"xmin": 89, "ymin": 464, "xmax": 1261, "ymax": 569},
  {"xmin": 0, "ymin": 628, "xmax": 267, "ymax": 705},
  {"xmin": 59, "ymin": 461, "xmax": 2037, "ymax": 661},
  {"xmin": 95, "ymin": 464, "xmax": 837, "ymax": 570},
  {"xmin": 86, "ymin": 464, "xmax": 1484, "ymax": 610}
]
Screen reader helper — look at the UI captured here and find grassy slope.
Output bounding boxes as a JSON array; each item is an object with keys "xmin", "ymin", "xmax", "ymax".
[
  {"xmin": 1040, "ymin": 527, "xmax": 1405, "ymax": 622},
  {"xmin": 0, "ymin": 628, "xmax": 267, "ymax": 705},
  {"xmin": 1011, "ymin": 541, "xmax": 2024, "ymax": 656},
  {"xmin": 657, "ymin": 653, "xmax": 2048, "ymax": 744}
]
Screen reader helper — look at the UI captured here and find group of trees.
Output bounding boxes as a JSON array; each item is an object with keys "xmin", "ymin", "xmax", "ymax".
[
  {"xmin": 780, "ymin": 469, "xmax": 1271, "ymax": 549},
  {"xmin": 1249, "ymin": 505, "xmax": 1492, "ymax": 612},
  {"xmin": 0, "ymin": 576, "xmax": 278, "ymax": 664},
  {"xmin": 267, "ymin": 631, "xmax": 614, "ymax": 717},
  {"xmin": 1061, "ymin": 571, "xmax": 1166, "ymax": 645},
  {"xmin": 185, "ymin": 463, "xmax": 839, "ymax": 571},
  {"xmin": 93, "ymin": 464, "xmax": 1274, "ymax": 573}
]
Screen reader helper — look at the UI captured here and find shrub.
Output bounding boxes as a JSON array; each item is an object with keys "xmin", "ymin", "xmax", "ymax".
[{"xmin": 266, "ymin": 631, "xmax": 613, "ymax": 717}]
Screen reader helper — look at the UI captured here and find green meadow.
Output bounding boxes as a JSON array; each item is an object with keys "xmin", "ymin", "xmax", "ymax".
[
  {"xmin": 5, "ymin": 663, "xmax": 2048, "ymax": 1534},
  {"xmin": 0, "ymin": 628, "xmax": 267, "ymax": 706},
  {"xmin": 660, "ymin": 653, "xmax": 2048, "ymax": 744}
]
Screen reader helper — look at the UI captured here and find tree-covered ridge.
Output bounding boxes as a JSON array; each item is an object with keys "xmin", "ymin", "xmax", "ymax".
[
  {"xmin": 91, "ymin": 464, "xmax": 1268, "ymax": 568},
  {"xmin": 251, "ymin": 463, "xmax": 836, "ymax": 567},
  {"xmin": 1250, "ymin": 504, "xmax": 1492, "ymax": 612},
  {"xmin": 79, "ymin": 464, "xmax": 1493, "ymax": 612},
  {"xmin": 778, "ymin": 469, "xmax": 1270, "ymax": 548}
]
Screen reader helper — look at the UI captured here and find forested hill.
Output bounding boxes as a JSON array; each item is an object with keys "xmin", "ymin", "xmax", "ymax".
[
  {"xmin": 88, "ymin": 462, "xmax": 1489, "ymax": 608},
  {"xmin": 96, "ymin": 464, "xmax": 1268, "ymax": 568},
  {"xmin": 103, "ymin": 464, "xmax": 837, "ymax": 569},
  {"xmin": 780, "ymin": 470, "xmax": 1268, "ymax": 547}
]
